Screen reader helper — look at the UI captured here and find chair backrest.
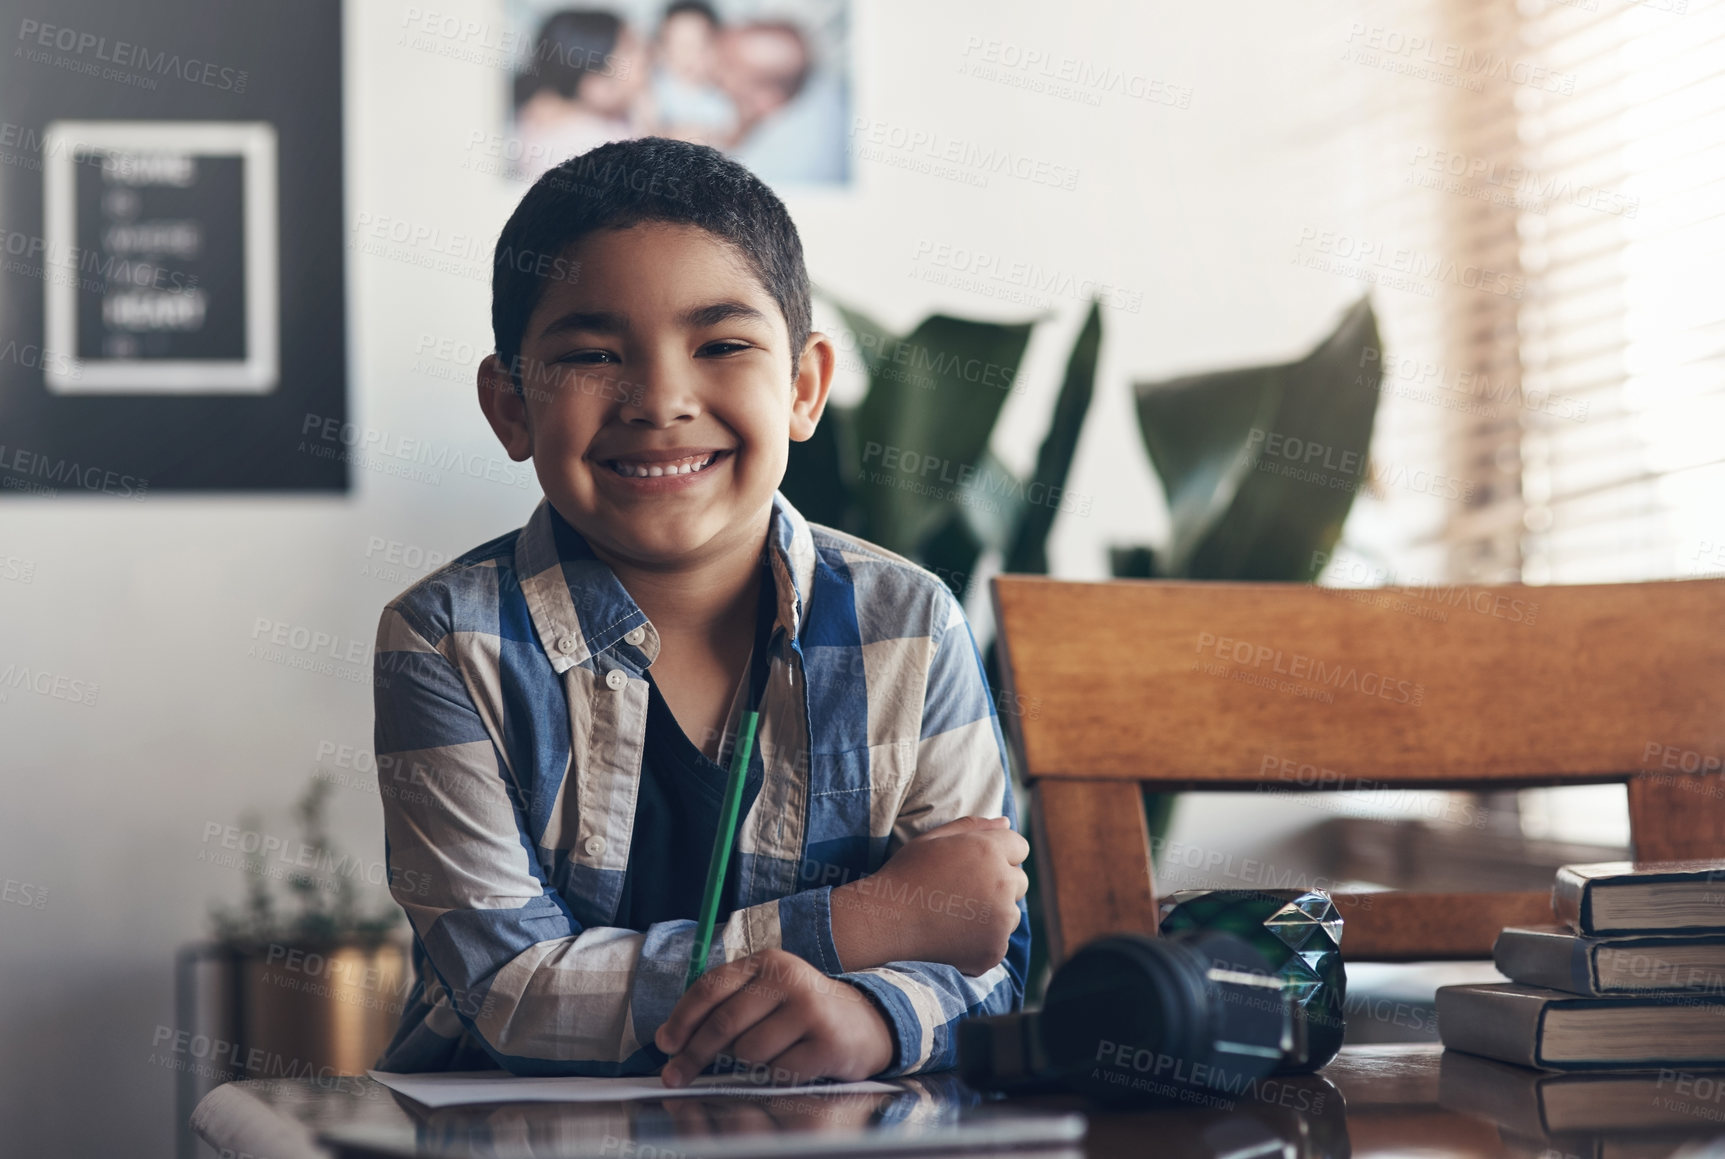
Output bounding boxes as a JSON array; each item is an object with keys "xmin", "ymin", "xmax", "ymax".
[{"xmin": 988, "ymin": 575, "xmax": 1725, "ymax": 962}]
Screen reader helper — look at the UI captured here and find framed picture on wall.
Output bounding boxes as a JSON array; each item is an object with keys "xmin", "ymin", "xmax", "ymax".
[
  {"xmin": 42, "ymin": 120, "xmax": 280, "ymax": 394},
  {"xmin": 500, "ymin": 0, "xmax": 851, "ymax": 188}
]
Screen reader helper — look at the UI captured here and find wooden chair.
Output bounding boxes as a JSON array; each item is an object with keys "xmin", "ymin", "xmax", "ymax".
[{"xmin": 988, "ymin": 576, "xmax": 1725, "ymax": 963}]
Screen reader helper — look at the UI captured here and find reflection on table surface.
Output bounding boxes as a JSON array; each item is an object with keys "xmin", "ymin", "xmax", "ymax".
[
  {"xmin": 195, "ymin": 1045, "xmax": 1725, "ymax": 1158},
  {"xmin": 376, "ymin": 1074, "xmax": 996, "ymax": 1156}
]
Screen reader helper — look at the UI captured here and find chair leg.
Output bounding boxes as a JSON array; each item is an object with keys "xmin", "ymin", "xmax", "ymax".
[
  {"xmin": 1029, "ymin": 779, "xmax": 1160, "ymax": 966},
  {"xmin": 1628, "ymin": 770, "xmax": 1725, "ymax": 859}
]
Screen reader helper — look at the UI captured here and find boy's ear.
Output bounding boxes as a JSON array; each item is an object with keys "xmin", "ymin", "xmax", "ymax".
[
  {"xmin": 788, "ymin": 332, "xmax": 837, "ymax": 443},
  {"xmin": 477, "ymin": 354, "xmax": 534, "ymax": 461}
]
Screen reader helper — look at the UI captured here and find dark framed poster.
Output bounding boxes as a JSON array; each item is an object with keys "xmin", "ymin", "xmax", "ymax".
[{"xmin": 0, "ymin": 0, "xmax": 345, "ymax": 493}]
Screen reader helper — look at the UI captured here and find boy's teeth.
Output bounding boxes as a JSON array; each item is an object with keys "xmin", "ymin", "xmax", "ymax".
[{"xmin": 609, "ymin": 452, "xmax": 719, "ymax": 478}]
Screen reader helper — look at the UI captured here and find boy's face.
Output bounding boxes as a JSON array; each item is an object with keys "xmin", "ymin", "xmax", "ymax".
[{"xmin": 479, "ymin": 221, "xmax": 832, "ymax": 573}]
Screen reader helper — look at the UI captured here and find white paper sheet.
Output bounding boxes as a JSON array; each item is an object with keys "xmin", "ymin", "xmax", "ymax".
[{"xmin": 368, "ymin": 1069, "xmax": 901, "ymax": 1108}]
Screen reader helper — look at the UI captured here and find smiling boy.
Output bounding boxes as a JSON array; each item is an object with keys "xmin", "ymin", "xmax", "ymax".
[{"xmin": 372, "ymin": 138, "xmax": 1030, "ymax": 1084}]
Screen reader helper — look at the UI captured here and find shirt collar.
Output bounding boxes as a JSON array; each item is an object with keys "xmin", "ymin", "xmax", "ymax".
[{"xmin": 514, "ymin": 491, "xmax": 818, "ymax": 673}]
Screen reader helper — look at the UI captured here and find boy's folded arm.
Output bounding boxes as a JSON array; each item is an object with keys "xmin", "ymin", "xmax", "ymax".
[
  {"xmin": 824, "ymin": 586, "xmax": 1034, "ymax": 1076},
  {"xmin": 374, "ymin": 605, "xmax": 833, "ymax": 1075},
  {"xmin": 853, "ymin": 587, "xmax": 1030, "ymax": 962}
]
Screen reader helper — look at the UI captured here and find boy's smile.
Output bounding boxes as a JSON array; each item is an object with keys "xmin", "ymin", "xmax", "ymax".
[{"xmin": 479, "ymin": 221, "xmax": 832, "ymax": 570}]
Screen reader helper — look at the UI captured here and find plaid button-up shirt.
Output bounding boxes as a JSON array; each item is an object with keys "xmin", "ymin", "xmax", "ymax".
[{"xmin": 371, "ymin": 491, "xmax": 1030, "ymax": 1077}]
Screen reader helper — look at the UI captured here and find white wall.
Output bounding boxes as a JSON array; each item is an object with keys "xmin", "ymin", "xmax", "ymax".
[{"xmin": 0, "ymin": 2, "xmax": 1373, "ymax": 1152}]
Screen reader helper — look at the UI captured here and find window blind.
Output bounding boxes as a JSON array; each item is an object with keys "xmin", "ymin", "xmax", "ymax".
[
  {"xmin": 1269, "ymin": 0, "xmax": 1529, "ymax": 586},
  {"xmin": 1475, "ymin": 0, "xmax": 1725, "ymax": 583},
  {"xmin": 1286, "ymin": 0, "xmax": 1725, "ymax": 586},
  {"xmin": 1279, "ymin": 0, "xmax": 1720, "ymax": 847}
]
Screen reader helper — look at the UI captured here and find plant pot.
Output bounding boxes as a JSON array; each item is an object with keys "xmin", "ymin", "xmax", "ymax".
[{"xmin": 212, "ymin": 939, "xmax": 410, "ymax": 1078}]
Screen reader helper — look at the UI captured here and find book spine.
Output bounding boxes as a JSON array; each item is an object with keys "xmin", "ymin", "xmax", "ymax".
[
  {"xmin": 1494, "ymin": 930, "xmax": 1600, "ymax": 997},
  {"xmin": 1436, "ymin": 987, "xmax": 1546, "ymax": 1068},
  {"xmin": 1552, "ymin": 867, "xmax": 1588, "ymax": 934}
]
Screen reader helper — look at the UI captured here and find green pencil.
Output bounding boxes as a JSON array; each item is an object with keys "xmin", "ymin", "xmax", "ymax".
[{"xmin": 683, "ymin": 708, "xmax": 761, "ymax": 992}]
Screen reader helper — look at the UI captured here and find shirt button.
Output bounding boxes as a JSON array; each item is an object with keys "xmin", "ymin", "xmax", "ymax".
[
  {"xmin": 605, "ymin": 669, "xmax": 628, "ymax": 691},
  {"xmin": 584, "ymin": 835, "xmax": 607, "ymax": 856},
  {"xmin": 556, "ymin": 634, "xmax": 578, "ymax": 654},
  {"xmin": 623, "ymin": 626, "xmax": 646, "ymax": 646}
]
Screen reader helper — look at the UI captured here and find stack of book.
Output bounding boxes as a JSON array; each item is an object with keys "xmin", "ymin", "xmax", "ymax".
[{"xmin": 1439, "ymin": 860, "xmax": 1725, "ymax": 1070}]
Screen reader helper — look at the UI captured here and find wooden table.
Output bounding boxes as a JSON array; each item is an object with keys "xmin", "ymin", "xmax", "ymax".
[{"xmin": 190, "ymin": 1044, "xmax": 1725, "ymax": 1158}]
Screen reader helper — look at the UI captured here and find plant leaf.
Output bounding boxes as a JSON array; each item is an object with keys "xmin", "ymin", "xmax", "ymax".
[
  {"xmin": 1186, "ymin": 298, "xmax": 1381, "ymax": 580},
  {"xmin": 781, "ymin": 402, "xmax": 858, "ymax": 532},
  {"xmin": 948, "ymin": 447, "xmax": 1028, "ymax": 557},
  {"xmin": 1134, "ymin": 297, "xmax": 1381, "ymax": 580},
  {"xmin": 915, "ymin": 506, "xmax": 985, "ymax": 601},
  {"xmin": 1109, "ymin": 545, "xmax": 1156, "ymax": 578},
  {"xmin": 851, "ymin": 314, "xmax": 1035, "ymax": 554},
  {"xmin": 1004, "ymin": 299, "xmax": 1102, "ymax": 575},
  {"xmin": 824, "ymin": 296, "xmax": 897, "ymax": 379},
  {"xmin": 1134, "ymin": 364, "xmax": 1279, "ymax": 577}
]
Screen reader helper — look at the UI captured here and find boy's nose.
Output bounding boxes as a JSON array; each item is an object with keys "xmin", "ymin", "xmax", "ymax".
[{"xmin": 620, "ymin": 359, "xmax": 702, "ymax": 426}]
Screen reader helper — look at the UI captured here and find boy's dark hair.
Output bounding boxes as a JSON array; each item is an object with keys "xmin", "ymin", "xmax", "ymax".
[{"xmin": 490, "ymin": 137, "xmax": 812, "ymax": 388}]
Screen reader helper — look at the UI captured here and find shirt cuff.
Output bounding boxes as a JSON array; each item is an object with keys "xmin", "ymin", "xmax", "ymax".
[
  {"xmin": 834, "ymin": 970, "xmax": 921, "ymax": 1077},
  {"xmin": 774, "ymin": 885, "xmax": 842, "ymax": 974}
]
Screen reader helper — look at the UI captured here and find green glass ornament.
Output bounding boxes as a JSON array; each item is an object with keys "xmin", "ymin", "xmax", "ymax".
[{"xmin": 1159, "ymin": 888, "xmax": 1346, "ymax": 1071}]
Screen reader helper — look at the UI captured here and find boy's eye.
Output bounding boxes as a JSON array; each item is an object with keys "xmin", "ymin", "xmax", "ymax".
[
  {"xmin": 557, "ymin": 350, "xmax": 617, "ymax": 365},
  {"xmin": 701, "ymin": 341, "xmax": 752, "ymax": 356}
]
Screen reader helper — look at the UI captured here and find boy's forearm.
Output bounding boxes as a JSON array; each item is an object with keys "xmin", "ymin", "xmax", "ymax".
[
  {"xmin": 829, "ymin": 878, "xmax": 914, "ymax": 971},
  {"xmin": 830, "ymin": 876, "xmax": 1010, "ymax": 974}
]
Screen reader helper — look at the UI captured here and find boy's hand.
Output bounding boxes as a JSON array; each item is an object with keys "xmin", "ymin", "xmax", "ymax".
[
  {"xmin": 830, "ymin": 816, "xmax": 1029, "ymax": 976},
  {"xmin": 655, "ymin": 949, "xmax": 894, "ymax": 1087}
]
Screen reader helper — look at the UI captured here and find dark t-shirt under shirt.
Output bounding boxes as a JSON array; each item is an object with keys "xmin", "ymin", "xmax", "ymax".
[{"xmin": 614, "ymin": 575, "xmax": 774, "ymax": 929}]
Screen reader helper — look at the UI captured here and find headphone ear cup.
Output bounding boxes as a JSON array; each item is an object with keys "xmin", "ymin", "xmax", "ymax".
[
  {"xmin": 1041, "ymin": 931, "xmax": 1286, "ymax": 1106},
  {"xmin": 1039, "ymin": 933, "xmax": 1199, "ymax": 1104}
]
